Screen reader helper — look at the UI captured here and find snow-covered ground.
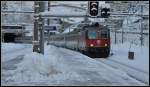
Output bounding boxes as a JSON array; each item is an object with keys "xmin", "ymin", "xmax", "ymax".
[
  {"xmin": 111, "ymin": 42, "xmax": 149, "ymax": 73},
  {"xmin": 1, "ymin": 43, "xmax": 25, "ymax": 53},
  {"xmin": 1, "ymin": 1, "xmax": 149, "ymax": 86},
  {"xmin": 1, "ymin": 43, "xmax": 32, "ymax": 62},
  {"xmin": 95, "ymin": 42, "xmax": 149, "ymax": 84},
  {"xmin": 1, "ymin": 42, "xmax": 147, "ymax": 86}
]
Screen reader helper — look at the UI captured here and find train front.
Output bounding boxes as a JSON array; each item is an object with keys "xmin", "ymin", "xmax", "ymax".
[{"xmin": 85, "ymin": 26, "xmax": 110, "ymax": 57}]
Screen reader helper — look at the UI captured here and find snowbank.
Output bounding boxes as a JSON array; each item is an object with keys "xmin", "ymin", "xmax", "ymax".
[
  {"xmin": 94, "ymin": 42, "xmax": 149, "ymax": 84},
  {"xmin": 8, "ymin": 45, "xmax": 82, "ymax": 84},
  {"xmin": 2, "ymin": 43, "xmax": 146, "ymax": 85},
  {"xmin": 111, "ymin": 42, "xmax": 149, "ymax": 73},
  {"xmin": 1, "ymin": 43, "xmax": 26, "ymax": 53}
]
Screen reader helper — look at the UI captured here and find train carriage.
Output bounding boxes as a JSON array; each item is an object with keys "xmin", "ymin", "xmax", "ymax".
[{"xmin": 48, "ymin": 23, "xmax": 110, "ymax": 58}]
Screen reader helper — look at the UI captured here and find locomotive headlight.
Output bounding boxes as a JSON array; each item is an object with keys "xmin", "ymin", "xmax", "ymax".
[
  {"xmin": 105, "ymin": 44, "xmax": 107, "ymax": 46},
  {"xmin": 90, "ymin": 44, "xmax": 94, "ymax": 47}
]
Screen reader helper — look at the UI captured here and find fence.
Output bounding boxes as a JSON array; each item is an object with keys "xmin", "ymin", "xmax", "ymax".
[{"xmin": 110, "ymin": 30, "xmax": 149, "ymax": 46}]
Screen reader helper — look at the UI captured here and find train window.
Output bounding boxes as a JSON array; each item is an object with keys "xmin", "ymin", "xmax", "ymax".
[
  {"xmin": 101, "ymin": 30, "xmax": 108, "ymax": 38},
  {"xmin": 88, "ymin": 31, "xmax": 97, "ymax": 39}
]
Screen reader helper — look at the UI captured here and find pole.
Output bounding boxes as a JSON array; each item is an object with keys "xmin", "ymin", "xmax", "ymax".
[
  {"xmin": 39, "ymin": 1, "xmax": 45, "ymax": 54},
  {"xmin": 115, "ymin": 29, "xmax": 116, "ymax": 44},
  {"xmin": 39, "ymin": 15, "xmax": 44, "ymax": 54},
  {"xmin": 47, "ymin": 1, "xmax": 50, "ymax": 25},
  {"xmin": 122, "ymin": 27, "xmax": 123, "ymax": 43},
  {"xmin": 47, "ymin": 1, "xmax": 50, "ymax": 45},
  {"xmin": 140, "ymin": 5, "xmax": 143, "ymax": 46},
  {"xmin": 33, "ymin": 1, "xmax": 39, "ymax": 52}
]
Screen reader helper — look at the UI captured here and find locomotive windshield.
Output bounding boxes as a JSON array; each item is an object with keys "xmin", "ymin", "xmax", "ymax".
[
  {"xmin": 100, "ymin": 30, "xmax": 108, "ymax": 38},
  {"xmin": 88, "ymin": 31, "xmax": 97, "ymax": 39}
]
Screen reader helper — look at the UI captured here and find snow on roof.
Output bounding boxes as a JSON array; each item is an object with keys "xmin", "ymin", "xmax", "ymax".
[
  {"xmin": 2, "ymin": 24, "xmax": 25, "ymax": 26},
  {"xmin": 40, "ymin": 11, "xmax": 86, "ymax": 17},
  {"xmin": 63, "ymin": 24, "xmax": 77, "ymax": 33},
  {"xmin": 63, "ymin": 18, "xmax": 84, "ymax": 24},
  {"xmin": 100, "ymin": 3, "xmax": 110, "ymax": 8}
]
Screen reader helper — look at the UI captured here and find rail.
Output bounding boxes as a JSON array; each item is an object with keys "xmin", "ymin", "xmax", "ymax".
[{"xmin": 95, "ymin": 58, "xmax": 149, "ymax": 85}]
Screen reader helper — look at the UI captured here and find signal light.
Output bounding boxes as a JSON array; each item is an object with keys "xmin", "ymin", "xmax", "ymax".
[
  {"xmin": 88, "ymin": 1, "xmax": 99, "ymax": 17},
  {"xmin": 101, "ymin": 7, "xmax": 110, "ymax": 18},
  {"xmin": 90, "ymin": 44, "xmax": 94, "ymax": 47}
]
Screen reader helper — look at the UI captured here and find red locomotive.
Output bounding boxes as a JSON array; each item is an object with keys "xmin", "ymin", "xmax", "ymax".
[{"xmin": 48, "ymin": 23, "xmax": 110, "ymax": 58}]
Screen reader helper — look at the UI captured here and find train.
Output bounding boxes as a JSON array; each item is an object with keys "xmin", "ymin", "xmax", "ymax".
[{"xmin": 48, "ymin": 22, "xmax": 111, "ymax": 58}]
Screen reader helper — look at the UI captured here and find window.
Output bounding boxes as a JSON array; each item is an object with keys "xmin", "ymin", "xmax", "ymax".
[
  {"xmin": 88, "ymin": 31, "xmax": 97, "ymax": 39},
  {"xmin": 101, "ymin": 30, "xmax": 108, "ymax": 38}
]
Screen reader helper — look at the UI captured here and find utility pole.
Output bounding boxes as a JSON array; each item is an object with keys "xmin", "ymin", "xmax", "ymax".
[
  {"xmin": 47, "ymin": 1, "xmax": 50, "ymax": 25},
  {"xmin": 115, "ymin": 28, "xmax": 117, "ymax": 44},
  {"xmin": 39, "ymin": 1, "xmax": 45, "ymax": 54},
  {"xmin": 121, "ymin": 19, "xmax": 124, "ymax": 44},
  {"xmin": 33, "ymin": 1, "xmax": 40, "ymax": 52},
  {"xmin": 121, "ymin": 27, "xmax": 124, "ymax": 44},
  {"xmin": 84, "ymin": 8, "xmax": 89, "ymax": 23},
  {"xmin": 140, "ymin": 5, "xmax": 143, "ymax": 46},
  {"xmin": 33, "ymin": 1, "xmax": 45, "ymax": 54},
  {"xmin": 47, "ymin": 1, "xmax": 50, "ymax": 45}
]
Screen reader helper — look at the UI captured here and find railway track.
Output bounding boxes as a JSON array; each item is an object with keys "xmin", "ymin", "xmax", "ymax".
[{"xmin": 95, "ymin": 58, "xmax": 149, "ymax": 85}]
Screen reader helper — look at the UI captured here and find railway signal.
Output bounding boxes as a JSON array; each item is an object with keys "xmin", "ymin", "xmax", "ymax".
[
  {"xmin": 101, "ymin": 7, "xmax": 110, "ymax": 18},
  {"xmin": 88, "ymin": 1, "xmax": 99, "ymax": 17}
]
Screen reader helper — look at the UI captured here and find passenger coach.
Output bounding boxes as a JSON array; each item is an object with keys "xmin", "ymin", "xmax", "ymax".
[{"xmin": 48, "ymin": 23, "xmax": 110, "ymax": 58}]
